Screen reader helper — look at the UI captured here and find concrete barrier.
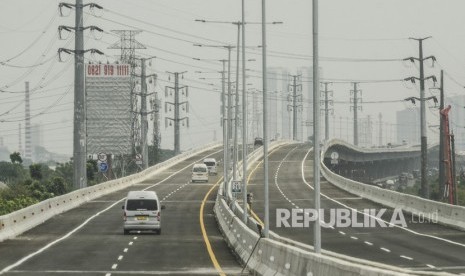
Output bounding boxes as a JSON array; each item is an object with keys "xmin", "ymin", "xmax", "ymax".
[
  {"xmin": 215, "ymin": 141, "xmax": 449, "ymax": 275},
  {"xmin": 215, "ymin": 189, "xmax": 442, "ymax": 275},
  {"xmin": 320, "ymin": 145, "xmax": 465, "ymax": 231},
  {"xmin": 0, "ymin": 142, "xmax": 221, "ymax": 242}
]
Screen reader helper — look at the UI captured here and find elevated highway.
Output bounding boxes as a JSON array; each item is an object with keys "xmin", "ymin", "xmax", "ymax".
[
  {"xmin": 0, "ymin": 146, "xmax": 243, "ymax": 275},
  {"xmin": 246, "ymin": 142, "xmax": 465, "ymax": 274},
  {"xmin": 1, "ymin": 140, "xmax": 464, "ymax": 275}
]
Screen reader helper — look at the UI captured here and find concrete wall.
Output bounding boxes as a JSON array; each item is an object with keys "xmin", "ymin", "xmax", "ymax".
[
  {"xmin": 0, "ymin": 142, "xmax": 220, "ymax": 242},
  {"xmin": 321, "ymin": 139, "xmax": 465, "ymax": 231}
]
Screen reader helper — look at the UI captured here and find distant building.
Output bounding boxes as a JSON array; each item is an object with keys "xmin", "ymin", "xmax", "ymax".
[
  {"xmin": 0, "ymin": 136, "xmax": 3, "ymax": 147},
  {"xmin": 31, "ymin": 124, "xmax": 43, "ymax": 149},
  {"xmin": 396, "ymin": 107, "xmax": 420, "ymax": 146}
]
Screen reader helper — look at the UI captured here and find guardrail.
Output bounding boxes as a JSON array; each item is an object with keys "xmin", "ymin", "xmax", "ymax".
[
  {"xmin": 215, "ymin": 141, "xmax": 448, "ymax": 276},
  {"xmin": 320, "ymin": 139, "xmax": 465, "ymax": 231},
  {"xmin": 0, "ymin": 142, "xmax": 221, "ymax": 242}
]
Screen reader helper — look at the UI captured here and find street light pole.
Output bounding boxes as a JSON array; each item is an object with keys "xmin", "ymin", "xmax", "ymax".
[
  {"xmin": 241, "ymin": 0, "xmax": 248, "ymax": 224},
  {"xmin": 233, "ymin": 22, "xmax": 241, "ymax": 182},
  {"xmin": 261, "ymin": 0, "xmax": 270, "ymax": 238},
  {"xmin": 313, "ymin": 0, "xmax": 322, "ymax": 254}
]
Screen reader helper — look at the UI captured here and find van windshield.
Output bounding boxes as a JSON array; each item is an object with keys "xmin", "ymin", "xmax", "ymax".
[
  {"xmin": 204, "ymin": 162, "xmax": 215, "ymax": 167},
  {"xmin": 193, "ymin": 167, "xmax": 207, "ymax": 173},
  {"xmin": 126, "ymin": 199, "xmax": 158, "ymax": 211}
]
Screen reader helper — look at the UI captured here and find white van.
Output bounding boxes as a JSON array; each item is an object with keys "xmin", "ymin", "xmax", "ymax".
[
  {"xmin": 191, "ymin": 163, "xmax": 209, "ymax": 183},
  {"xmin": 203, "ymin": 158, "xmax": 218, "ymax": 175},
  {"xmin": 122, "ymin": 191, "xmax": 164, "ymax": 235}
]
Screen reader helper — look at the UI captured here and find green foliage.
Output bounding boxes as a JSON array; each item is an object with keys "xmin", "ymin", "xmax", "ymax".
[
  {"xmin": 46, "ymin": 176, "xmax": 69, "ymax": 196},
  {"xmin": 86, "ymin": 160, "xmax": 98, "ymax": 181},
  {"xmin": 0, "ymin": 161, "xmax": 27, "ymax": 185},
  {"xmin": 9, "ymin": 152, "xmax": 22, "ymax": 164},
  {"xmin": 0, "ymin": 195, "xmax": 38, "ymax": 216},
  {"xmin": 54, "ymin": 160, "xmax": 73, "ymax": 187},
  {"xmin": 29, "ymin": 164, "xmax": 43, "ymax": 180}
]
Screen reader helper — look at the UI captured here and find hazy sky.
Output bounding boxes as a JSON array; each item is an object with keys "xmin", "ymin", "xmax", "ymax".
[{"xmin": 1, "ymin": 0, "xmax": 465, "ymax": 156}]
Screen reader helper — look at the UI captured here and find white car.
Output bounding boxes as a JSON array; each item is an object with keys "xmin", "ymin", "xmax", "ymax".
[
  {"xmin": 203, "ymin": 158, "xmax": 218, "ymax": 175},
  {"xmin": 123, "ymin": 191, "xmax": 165, "ymax": 235},
  {"xmin": 191, "ymin": 163, "xmax": 209, "ymax": 183}
]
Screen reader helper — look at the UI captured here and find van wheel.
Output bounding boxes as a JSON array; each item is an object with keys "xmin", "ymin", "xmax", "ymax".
[
  {"xmin": 157, "ymin": 229, "xmax": 161, "ymax": 235},
  {"xmin": 124, "ymin": 229, "xmax": 129, "ymax": 235}
]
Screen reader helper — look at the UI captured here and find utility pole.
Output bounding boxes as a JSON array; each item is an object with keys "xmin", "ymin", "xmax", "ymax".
[
  {"xmin": 138, "ymin": 58, "xmax": 157, "ymax": 169},
  {"xmin": 288, "ymin": 75, "xmax": 302, "ymax": 141},
  {"xmin": 140, "ymin": 59, "xmax": 148, "ymax": 169},
  {"xmin": 150, "ymin": 91, "xmax": 161, "ymax": 166},
  {"xmin": 404, "ymin": 37, "xmax": 436, "ymax": 199},
  {"xmin": 58, "ymin": 1, "xmax": 103, "ymax": 189},
  {"xmin": 429, "ymin": 70, "xmax": 445, "ymax": 199},
  {"xmin": 321, "ymin": 82, "xmax": 333, "ymax": 141},
  {"xmin": 165, "ymin": 72, "xmax": 189, "ymax": 155},
  {"xmin": 350, "ymin": 82, "xmax": 362, "ymax": 146}
]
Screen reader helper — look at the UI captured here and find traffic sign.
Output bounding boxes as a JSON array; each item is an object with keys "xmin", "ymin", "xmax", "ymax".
[
  {"xmin": 232, "ymin": 180, "xmax": 242, "ymax": 193},
  {"xmin": 98, "ymin": 152, "xmax": 107, "ymax": 162},
  {"xmin": 135, "ymin": 153, "xmax": 143, "ymax": 165},
  {"xmin": 98, "ymin": 162, "xmax": 108, "ymax": 173}
]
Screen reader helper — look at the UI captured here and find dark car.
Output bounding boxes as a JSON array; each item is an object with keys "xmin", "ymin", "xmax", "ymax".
[{"xmin": 254, "ymin": 137, "xmax": 263, "ymax": 146}]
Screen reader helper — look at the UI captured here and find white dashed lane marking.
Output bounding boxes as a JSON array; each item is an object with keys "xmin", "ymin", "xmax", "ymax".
[
  {"xmin": 400, "ymin": 255, "xmax": 413, "ymax": 261},
  {"xmin": 364, "ymin": 241, "xmax": 373, "ymax": 246},
  {"xmin": 380, "ymin": 247, "xmax": 391, "ymax": 253}
]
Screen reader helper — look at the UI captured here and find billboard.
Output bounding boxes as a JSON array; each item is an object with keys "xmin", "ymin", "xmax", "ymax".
[{"xmin": 85, "ymin": 63, "xmax": 132, "ymax": 155}]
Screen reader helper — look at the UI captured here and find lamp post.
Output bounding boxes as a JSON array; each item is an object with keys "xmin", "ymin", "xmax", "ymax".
[
  {"xmin": 196, "ymin": 18, "xmax": 281, "ymax": 225},
  {"xmin": 194, "ymin": 44, "xmax": 234, "ymax": 196}
]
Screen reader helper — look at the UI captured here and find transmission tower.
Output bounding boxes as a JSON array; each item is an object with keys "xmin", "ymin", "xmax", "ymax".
[
  {"xmin": 165, "ymin": 72, "xmax": 189, "ymax": 155},
  {"xmin": 58, "ymin": 1, "xmax": 103, "ymax": 189},
  {"xmin": 350, "ymin": 82, "xmax": 362, "ymax": 146},
  {"xmin": 24, "ymin": 82, "xmax": 32, "ymax": 161},
  {"xmin": 108, "ymin": 30, "xmax": 146, "ymax": 156},
  {"xmin": 150, "ymin": 87, "xmax": 161, "ymax": 166},
  {"xmin": 288, "ymin": 75, "xmax": 302, "ymax": 141},
  {"xmin": 321, "ymin": 82, "xmax": 334, "ymax": 141}
]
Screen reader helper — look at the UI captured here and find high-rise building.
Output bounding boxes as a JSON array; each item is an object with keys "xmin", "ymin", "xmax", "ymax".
[{"xmin": 396, "ymin": 107, "xmax": 420, "ymax": 146}]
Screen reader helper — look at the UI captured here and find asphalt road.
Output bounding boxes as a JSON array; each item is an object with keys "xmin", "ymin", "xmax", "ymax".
[
  {"xmin": 247, "ymin": 143, "xmax": 465, "ymax": 275},
  {"xmin": 0, "ymin": 147, "xmax": 244, "ymax": 276}
]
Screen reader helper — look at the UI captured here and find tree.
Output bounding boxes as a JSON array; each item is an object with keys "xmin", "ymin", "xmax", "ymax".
[
  {"xmin": 29, "ymin": 164, "xmax": 43, "ymax": 180},
  {"xmin": 86, "ymin": 160, "xmax": 98, "ymax": 181},
  {"xmin": 47, "ymin": 177, "xmax": 68, "ymax": 196},
  {"xmin": 10, "ymin": 152, "xmax": 22, "ymax": 164},
  {"xmin": 0, "ymin": 161, "xmax": 27, "ymax": 184}
]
